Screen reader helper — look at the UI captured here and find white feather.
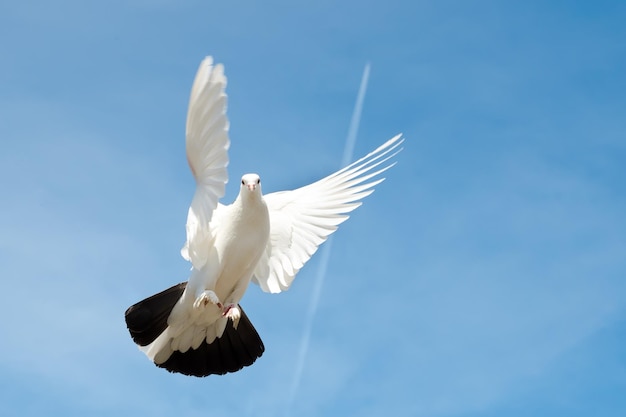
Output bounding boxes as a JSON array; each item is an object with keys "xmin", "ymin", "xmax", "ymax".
[
  {"xmin": 182, "ymin": 57, "xmax": 230, "ymax": 270},
  {"xmin": 252, "ymin": 134, "xmax": 404, "ymax": 293}
]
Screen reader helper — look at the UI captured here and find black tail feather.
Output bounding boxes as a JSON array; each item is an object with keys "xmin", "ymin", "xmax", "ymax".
[
  {"xmin": 157, "ymin": 306, "xmax": 264, "ymax": 377},
  {"xmin": 125, "ymin": 282, "xmax": 265, "ymax": 377},
  {"xmin": 125, "ymin": 282, "xmax": 187, "ymax": 346}
]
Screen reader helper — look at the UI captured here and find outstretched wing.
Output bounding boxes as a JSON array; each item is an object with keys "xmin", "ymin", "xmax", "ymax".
[
  {"xmin": 252, "ymin": 134, "xmax": 404, "ymax": 293},
  {"xmin": 181, "ymin": 57, "xmax": 230, "ymax": 269}
]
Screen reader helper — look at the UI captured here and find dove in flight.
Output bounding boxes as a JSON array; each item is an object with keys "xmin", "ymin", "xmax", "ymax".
[{"xmin": 124, "ymin": 56, "xmax": 403, "ymax": 377}]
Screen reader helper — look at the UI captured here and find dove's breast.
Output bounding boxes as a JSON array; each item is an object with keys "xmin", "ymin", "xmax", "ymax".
[{"xmin": 213, "ymin": 199, "xmax": 270, "ymax": 299}]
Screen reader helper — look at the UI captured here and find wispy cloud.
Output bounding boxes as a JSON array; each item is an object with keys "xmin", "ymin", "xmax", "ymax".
[{"xmin": 285, "ymin": 63, "xmax": 371, "ymax": 416}]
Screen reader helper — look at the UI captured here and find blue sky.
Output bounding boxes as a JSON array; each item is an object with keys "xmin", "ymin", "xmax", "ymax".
[{"xmin": 1, "ymin": 0, "xmax": 625, "ymax": 416}]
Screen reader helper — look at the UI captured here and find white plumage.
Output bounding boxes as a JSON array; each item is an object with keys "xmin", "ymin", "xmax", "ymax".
[{"xmin": 125, "ymin": 56, "xmax": 403, "ymax": 377}]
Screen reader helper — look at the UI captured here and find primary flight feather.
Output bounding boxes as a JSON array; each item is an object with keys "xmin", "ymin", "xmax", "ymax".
[{"xmin": 125, "ymin": 56, "xmax": 403, "ymax": 377}]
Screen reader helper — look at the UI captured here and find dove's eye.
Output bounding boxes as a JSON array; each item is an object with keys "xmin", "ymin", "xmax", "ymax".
[
  {"xmin": 257, "ymin": 178, "xmax": 261, "ymax": 184},
  {"xmin": 241, "ymin": 179, "xmax": 245, "ymax": 185}
]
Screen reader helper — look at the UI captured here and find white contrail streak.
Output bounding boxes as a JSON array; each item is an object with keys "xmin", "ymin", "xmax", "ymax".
[{"xmin": 285, "ymin": 63, "xmax": 371, "ymax": 417}]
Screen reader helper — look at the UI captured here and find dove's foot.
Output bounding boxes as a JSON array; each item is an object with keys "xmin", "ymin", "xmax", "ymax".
[
  {"xmin": 193, "ymin": 290, "xmax": 223, "ymax": 310},
  {"xmin": 222, "ymin": 303, "xmax": 241, "ymax": 320}
]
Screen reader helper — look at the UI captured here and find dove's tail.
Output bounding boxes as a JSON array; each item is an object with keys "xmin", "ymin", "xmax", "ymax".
[
  {"xmin": 125, "ymin": 282, "xmax": 187, "ymax": 346},
  {"xmin": 125, "ymin": 282, "xmax": 264, "ymax": 377}
]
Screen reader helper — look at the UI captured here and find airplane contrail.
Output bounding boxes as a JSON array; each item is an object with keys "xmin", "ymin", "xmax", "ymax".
[{"xmin": 285, "ymin": 62, "xmax": 371, "ymax": 417}]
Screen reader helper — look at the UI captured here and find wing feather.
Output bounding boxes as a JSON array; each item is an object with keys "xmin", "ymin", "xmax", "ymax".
[
  {"xmin": 182, "ymin": 57, "xmax": 230, "ymax": 269},
  {"xmin": 252, "ymin": 134, "xmax": 404, "ymax": 293}
]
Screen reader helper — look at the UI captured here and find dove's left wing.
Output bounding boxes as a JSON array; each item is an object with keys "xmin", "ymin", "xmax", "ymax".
[
  {"xmin": 252, "ymin": 134, "xmax": 404, "ymax": 293},
  {"xmin": 182, "ymin": 57, "xmax": 231, "ymax": 269}
]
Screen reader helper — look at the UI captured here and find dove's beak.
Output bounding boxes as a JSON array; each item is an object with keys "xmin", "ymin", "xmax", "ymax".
[{"xmin": 246, "ymin": 184, "xmax": 256, "ymax": 191}]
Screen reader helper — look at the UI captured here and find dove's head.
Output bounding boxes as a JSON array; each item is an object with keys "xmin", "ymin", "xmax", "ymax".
[{"xmin": 240, "ymin": 173, "xmax": 262, "ymax": 194}]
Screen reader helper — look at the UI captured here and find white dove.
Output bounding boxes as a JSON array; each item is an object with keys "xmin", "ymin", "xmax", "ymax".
[{"xmin": 125, "ymin": 56, "xmax": 403, "ymax": 377}]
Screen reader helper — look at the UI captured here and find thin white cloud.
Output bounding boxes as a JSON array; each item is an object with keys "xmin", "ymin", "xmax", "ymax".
[{"xmin": 285, "ymin": 63, "xmax": 371, "ymax": 416}]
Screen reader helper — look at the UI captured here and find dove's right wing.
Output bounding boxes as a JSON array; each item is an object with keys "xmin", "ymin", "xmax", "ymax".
[
  {"xmin": 252, "ymin": 134, "xmax": 404, "ymax": 293},
  {"xmin": 181, "ymin": 57, "xmax": 230, "ymax": 269}
]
